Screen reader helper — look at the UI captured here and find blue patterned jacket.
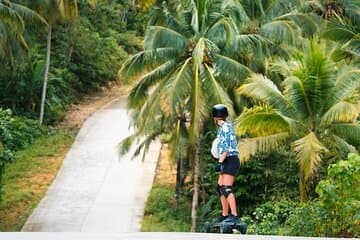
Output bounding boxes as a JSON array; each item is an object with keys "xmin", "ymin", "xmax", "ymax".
[{"xmin": 216, "ymin": 121, "xmax": 239, "ymax": 158}]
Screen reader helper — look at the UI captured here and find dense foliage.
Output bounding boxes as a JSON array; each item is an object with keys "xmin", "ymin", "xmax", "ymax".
[
  {"xmin": 0, "ymin": 109, "xmax": 45, "ymax": 200},
  {"xmin": 119, "ymin": 0, "xmax": 359, "ymax": 236},
  {"xmin": 243, "ymin": 153, "xmax": 360, "ymax": 237},
  {"xmin": 0, "ymin": 0, "xmax": 144, "ymax": 123},
  {"xmin": 0, "ymin": 0, "xmax": 145, "ymax": 199}
]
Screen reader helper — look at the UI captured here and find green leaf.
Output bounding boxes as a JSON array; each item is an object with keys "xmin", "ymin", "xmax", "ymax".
[
  {"xmin": 321, "ymin": 101, "xmax": 359, "ymax": 126},
  {"xmin": 144, "ymin": 26, "xmax": 187, "ymax": 50},
  {"xmin": 238, "ymin": 73, "xmax": 288, "ymax": 113},
  {"xmin": 238, "ymin": 132, "xmax": 289, "ymax": 162},
  {"xmin": 213, "ymin": 54, "xmax": 251, "ymax": 88},
  {"xmin": 330, "ymin": 123, "xmax": 360, "ymax": 146},
  {"xmin": 260, "ymin": 20, "xmax": 298, "ymax": 44},
  {"xmin": 236, "ymin": 105, "xmax": 290, "ymax": 137},
  {"xmin": 291, "ymin": 132, "xmax": 328, "ymax": 181}
]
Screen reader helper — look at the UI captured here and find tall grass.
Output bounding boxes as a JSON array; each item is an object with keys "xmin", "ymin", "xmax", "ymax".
[{"xmin": 141, "ymin": 184, "xmax": 191, "ymax": 232}]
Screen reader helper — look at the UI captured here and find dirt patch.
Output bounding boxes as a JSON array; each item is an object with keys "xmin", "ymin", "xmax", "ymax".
[
  {"xmin": 153, "ymin": 144, "xmax": 177, "ymax": 187},
  {"xmin": 57, "ymin": 81, "xmax": 131, "ymax": 128}
]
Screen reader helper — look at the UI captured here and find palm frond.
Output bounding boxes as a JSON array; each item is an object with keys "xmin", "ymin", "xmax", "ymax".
[
  {"xmin": 259, "ymin": 20, "xmax": 298, "ymax": 45},
  {"xmin": 213, "ymin": 54, "xmax": 251, "ymax": 88},
  {"xmin": 342, "ymin": 0, "xmax": 360, "ymax": 25},
  {"xmin": 282, "ymin": 76, "xmax": 311, "ymax": 120},
  {"xmin": 235, "ymin": 105, "xmax": 290, "ymax": 137},
  {"xmin": 144, "ymin": 26, "xmax": 187, "ymax": 49},
  {"xmin": 238, "ymin": 132, "xmax": 290, "ymax": 162},
  {"xmin": 7, "ymin": 1, "xmax": 47, "ymax": 25},
  {"xmin": 119, "ymin": 47, "xmax": 179, "ymax": 83},
  {"xmin": 203, "ymin": 63, "xmax": 233, "ymax": 112},
  {"xmin": 326, "ymin": 67, "xmax": 360, "ymax": 109},
  {"xmin": 264, "ymin": 0, "xmax": 304, "ymax": 19},
  {"xmin": 163, "ymin": 59, "xmax": 193, "ymax": 115},
  {"xmin": 331, "ymin": 135, "xmax": 357, "ymax": 154},
  {"xmin": 330, "ymin": 123, "xmax": 360, "ymax": 146},
  {"xmin": 235, "ymin": 33, "xmax": 264, "ymax": 50},
  {"xmin": 202, "ymin": 0, "xmax": 222, "ymax": 28},
  {"xmin": 190, "ymin": 0, "xmax": 199, "ymax": 34},
  {"xmin": 220, "ymin": 0, "xmax": 250, "ymax": 27},
  {"xmin": 149, "ymin": 5, "xmax": 186, "ymax": 35},
  {"xmin": 238, "ymin": 73, "xmax": 289, "ymax": 113},
  {"xmin": 118, "ymin": 134, "xmax": 136, "ymax": 156},
  {"xmin": 291, "ymin": 132, "xmax": 328, "ymax": 181},
  {"xmin": 119, "ymin": 131, "xmax": 161, "ymax": 162},
  {"xmin": 342, "ymin": 39, "xmax": 360, "ymax": 58},
  {"xmin": 278, "ymin": 12, "xmax": 319, "ymax": 37},
  {"xmin": 321, "ymin": 101, "xmax": 359, "ymax": 126},
  {"xmin": 302, "ymin": 40, "xmax": 336, "ymax": 114},
  {"xmin": 205, "ymin": 17, "xmax": 235, "ymax": 49},
  {"xmin": 127, "ymin": 59, "xmax": 179, "ymax": 108},
  {"xmin": 322, "ymin": 19, "xmax": 356, "ymax": 43},
  {"xmin": 235, "ymin": 34, "xmax": 277, "ymax": 59}
]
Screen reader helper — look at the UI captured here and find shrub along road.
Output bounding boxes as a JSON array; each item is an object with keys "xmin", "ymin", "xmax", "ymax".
[{"xmin": 21, "ymin": 95, "xmax": 161, "ymax": 232}]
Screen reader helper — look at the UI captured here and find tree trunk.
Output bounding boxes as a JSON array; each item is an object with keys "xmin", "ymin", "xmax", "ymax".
[
  {"xmin": 190, "ymin": 139, "xmax": 200, "ymax": 232},
  {"xmin": 39, "ymin": 24, "xmax": 52, "ymax": 125},
  {"xmin": 299, "ymin": 170, "xmax": 308, "ymax": 203},
  {"xmin": 175, "ymin": 157, "xmax": 182, "ymax": 209}
]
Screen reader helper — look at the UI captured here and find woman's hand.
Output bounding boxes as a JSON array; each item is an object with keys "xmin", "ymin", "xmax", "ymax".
[{"xmin": 215, "ymin": 162, "xmax": 223, "ymax": 173}]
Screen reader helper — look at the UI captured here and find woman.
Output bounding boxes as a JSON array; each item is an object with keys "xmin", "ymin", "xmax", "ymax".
[{"xmin": 211, "ymin": 104, "xmax": 240, "ymax": 223}]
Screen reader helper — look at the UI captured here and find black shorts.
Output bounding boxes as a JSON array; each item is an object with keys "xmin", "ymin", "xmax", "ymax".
[{"xmin": 222, "ymin": 155, "xmax": 240, "ymax": 176}]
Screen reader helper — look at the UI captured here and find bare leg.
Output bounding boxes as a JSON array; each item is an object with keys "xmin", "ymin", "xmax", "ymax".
[
  {"xmin": 218, "ymin": 176, "xmax": 229, "ymax": 216},
  {"xmin": 226, "ymin": 194, "xmax": 237, "ymax": 216},
  {"xmin": 219, "ymin": 174, "xmax": 237, "ymax": 216}
]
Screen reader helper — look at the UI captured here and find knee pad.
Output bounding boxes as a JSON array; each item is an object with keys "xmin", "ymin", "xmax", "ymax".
[
  {"xmin": 216, "ymin": 184, "xmax": 221, "ymax": 196},
  {"xmin": 220, "ymin": 185, "xmax": 233, "ymax": 198}
]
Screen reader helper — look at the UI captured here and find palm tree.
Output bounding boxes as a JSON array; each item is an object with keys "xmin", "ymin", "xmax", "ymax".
[
  {"xmin": 0, "ymin": 1, "xmax": 47, "ymax": 110},
  {"xmin": 119, "ymin": 0, "xmax": 251, "ymax": 230},
  {"xmin": 0, "ymin": 0, "xmax": 46, "ymax": 65},
  {"xmin": 27, "ymin": 0, "xmax": 78, "ymax": 125},
  {"xmin": 230, "ymin": 0, "xmax": 320, "ymax": 73},
  {"xmin": 319, "ymin": 1, "xmax": 360, "ymax": 62},
  {"xmin": 322, "ymin": 19, "xmax": 360, "ymax": 62},
  {"xmin": 235, "ymin": 40, "xmax": 360, "ymax": 202},
  {"xmin": 304, "ymin": 0, "xmax": 360, "ymax": 21}
]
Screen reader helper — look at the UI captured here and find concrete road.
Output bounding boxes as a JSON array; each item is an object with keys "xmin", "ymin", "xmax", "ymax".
[{"xmin": 22, "ymin": 96, "xmax": 161, "ymax": 232}]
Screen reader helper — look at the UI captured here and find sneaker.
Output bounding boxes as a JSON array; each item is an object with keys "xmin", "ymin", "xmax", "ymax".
[
  {"xmin": 224, "ymin": 214, "xmax": 239, "ymax": 223},
  {"xmin": 214, "ymin": 214, "xmax": 228, "ymax": 223}
]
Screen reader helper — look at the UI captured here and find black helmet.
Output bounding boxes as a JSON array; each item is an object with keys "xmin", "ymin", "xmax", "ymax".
[{"xmin": 212, "ymin": 104, "xmax": 228, "ymax": 118}]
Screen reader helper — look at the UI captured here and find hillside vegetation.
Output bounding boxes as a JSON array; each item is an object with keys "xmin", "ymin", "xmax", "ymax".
[{"xmin": 0, "ymin": 0, "xmax": 359, "ymax": 237}]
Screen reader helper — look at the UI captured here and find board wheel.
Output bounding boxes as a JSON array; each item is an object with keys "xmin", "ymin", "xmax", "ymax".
[
  {"xmin": 204, "ymin": 222, "xmax": 212, "ymax": 233},
  {"xmin": 220, "ymin": 222, "xmax": 232, "ymax": 234},
  {"xmin": 238, "ymin": 222, "xmax": 247, "ymax": 234}
]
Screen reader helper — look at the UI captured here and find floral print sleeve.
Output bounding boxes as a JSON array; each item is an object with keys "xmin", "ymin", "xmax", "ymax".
[{"xmin": 217, "ymin": 121, "xmax": 239, "ymax": 157}]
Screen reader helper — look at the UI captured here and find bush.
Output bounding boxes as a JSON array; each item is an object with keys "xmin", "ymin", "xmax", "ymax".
[
  {"xmin": 246, "ymin": 200, "xmax": 298, "ymax": 235},
  {"xmin": 315, "ymin": 153, "xmax": 360, "ymax": 237},
  {"xmin": 143, "ymin": 185, "xmax": 191, "ymax": 232},
  {"xmin": 67, "ymin": 17, "xmax": 128, "ymax": 92},
  {"xmin": 0, "ymin": 108, "xmax": 46, "ymax": 200},
  {"xmin": 0, "ymin": 109, "xmax": 45, "ymax": 151},
  {"xmin": 285, "ymin": 153, "xmax": 360, "ymax": 237}
]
